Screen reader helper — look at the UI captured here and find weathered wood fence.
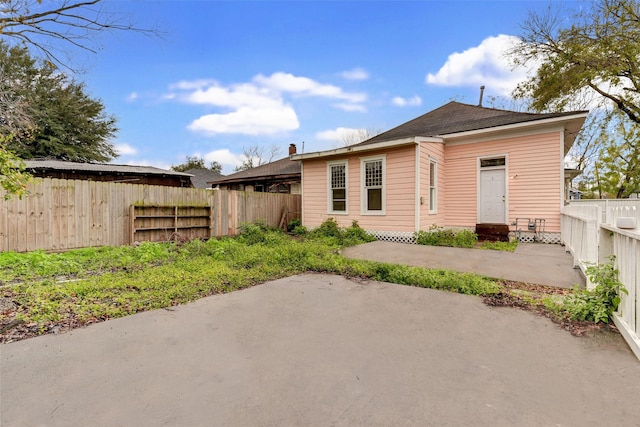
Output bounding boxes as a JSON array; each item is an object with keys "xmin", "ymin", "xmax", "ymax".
[{"xmin": 0, "ymin": 178, "xmax": 301, "ymax": 252}]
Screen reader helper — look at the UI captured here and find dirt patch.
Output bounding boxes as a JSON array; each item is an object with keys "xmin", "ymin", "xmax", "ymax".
[{"xmin": 481, "ymin": 280, "xmax": 617, "ymax": 337}]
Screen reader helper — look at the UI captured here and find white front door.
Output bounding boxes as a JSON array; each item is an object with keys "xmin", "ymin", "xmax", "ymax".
[{"xmin": 479, "ymin": 169, "xmax": 506, "ymax": 223}]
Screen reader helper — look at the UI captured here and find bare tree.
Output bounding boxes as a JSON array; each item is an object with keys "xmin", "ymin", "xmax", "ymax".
[
  {"xmin": 0, "ymin": 67, "xmax": 32, "ymax": 135},
  {"xmin": 339, "ymin": 128, "xmax": 382, "ymax": 147},
  {"xmin": 234, "ymin": 145, "xmax": 282, "ymax": 172},
  {"xmin": 0, "ymin": 0, "xmax": 156, "ymax": 68},
  {"xmin": 566, "ymin": 113, "xmax": 607, "ymax": 172}
]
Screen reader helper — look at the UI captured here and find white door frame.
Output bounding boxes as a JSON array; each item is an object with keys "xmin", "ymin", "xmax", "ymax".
[{"xmin": 477, "ymin": 155, "xmax": 508, "ymax": 224}]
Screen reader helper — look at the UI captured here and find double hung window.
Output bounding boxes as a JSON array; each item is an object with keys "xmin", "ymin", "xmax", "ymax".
[
  {"xmin": 362, "ymin": 156, "xmax": 385, "ymax": 214},
  {"xmin": 328, "ymin": 162, "xmax": 347, "ymax": 213}
]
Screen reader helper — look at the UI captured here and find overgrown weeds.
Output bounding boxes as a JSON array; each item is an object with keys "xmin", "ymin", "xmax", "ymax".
[
  {"xmin": 414, "ymin": 225, "xmax": 478, "ymax": 248},
  {"xmin": 308, "ymin": 218, "xmax": 376, "ymax": 247},
  {"xmin": 478, "ymin": 240, "xmax": 518, "ymax": 252},
  {"xmin": 0, "ymin": 220, "xmax": 626, "ymax": 342},
  {"xmin": 543, "ymin": 256, "xmax": 626, "ymax": 324}
]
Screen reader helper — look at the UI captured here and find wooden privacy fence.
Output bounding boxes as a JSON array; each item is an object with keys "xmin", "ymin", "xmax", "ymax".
[{"xmin": 0, "ymin": 178, "xmax": 301, "ymax": 252}]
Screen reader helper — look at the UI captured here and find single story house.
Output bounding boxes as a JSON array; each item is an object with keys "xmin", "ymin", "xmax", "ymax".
[
  {"xmin": 184, "ymin": 168, "xmax": 224, "ymax": 189},
  {"xmin": 210, "ymin": 144, "xmax": 301, "ymax": 194},
  {"xmin": 291, "ymin": 101, "xmax": 588, "ymax": 243},
  {"xmin": 24, "ymin": 160, "xmax": 193, "ymax": 187}
]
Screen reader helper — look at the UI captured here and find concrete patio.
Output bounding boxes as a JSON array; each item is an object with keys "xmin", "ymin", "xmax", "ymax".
[
  {"xmin": 2, "ymin": 274, "xmax": 639, "ymax": 426},
  {"xmin": 342, "ymin": 241, "xmax": 585, "ymax": 288}
]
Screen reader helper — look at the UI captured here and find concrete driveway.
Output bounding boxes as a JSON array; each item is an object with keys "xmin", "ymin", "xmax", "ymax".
[
  {"xmin": 2, "ymin": 274, "xmax": 640, "ymax": 426},
  {"xmin": 342, "ymin": 241, "xmax": 585, "ymax": 288}
]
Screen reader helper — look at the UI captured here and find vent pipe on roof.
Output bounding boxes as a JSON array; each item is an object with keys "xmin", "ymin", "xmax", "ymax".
[{"xmin": 478, "ymin": 85, "xmax": 485, "ymax": 107}]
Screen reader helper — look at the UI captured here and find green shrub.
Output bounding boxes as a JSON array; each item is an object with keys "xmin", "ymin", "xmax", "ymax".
[
  {"xmin": 287, "ymin": 218, "xmax": 301, "ymax": 232},
  {"xmin": 237, "ymin": 220, "xmax": 278, "ymax": 245},
  {"xmin": 555, "ymin": 256, "xmax": 627, "ymax": 323},
  {"xmin": 309, "ymin": 218, "xmax": 376, "ymax": 246},
  {"xmin": 291, "ymin": 225, "xmax": 308, "ymax": 236},
  {"xmin": 414, "ymin": 226, "xmax": 477, "ymax": 248},
  {"xmin": 310, "ymin": 217, "xmax": 342, "ymax": 238},
  {"xmin": 342, "ymin": 220, "xmax": 376, "ymax": 246}
]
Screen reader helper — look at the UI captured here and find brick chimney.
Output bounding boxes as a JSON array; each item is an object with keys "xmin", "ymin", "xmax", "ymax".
[{"xmin": 289, "ymin": 143, "xmax": 297, "ymax": 155}]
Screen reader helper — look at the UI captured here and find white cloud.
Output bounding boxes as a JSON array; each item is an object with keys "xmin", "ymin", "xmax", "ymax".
[
  {"xmin": 185, "ymin": 83, "xmax": 283, "ymax": 109},
  {"xmin": 170, "ymin": 79, "xmax": 218, "ymax": 91},
  {"xmin": 203, "ymin": 149, "xmax": 243, "ymax": 165},
  {"xmin": 168, "ymin": 72, "xmax": 367, "ymax": 136},
  {"xmin": 334, "ymin": 103, "xmax": 367, "ymax": 112},
  {"xmin": 316, "ymin": 127, "xmax": 367, "ymax": 142},
  {"xmin": 392, "ymin": 95, "xmax": 422, "ymax": 107},
  {"xmin": 126, "ymin": 92, "xmax": 138, "ymax": 102},
  {"xmin": 189, "ymin": 105, "xmax": 299, "ymax": 136},
  {"xmin": 425, "ymin": 34, "xmax": 528, "ymax": 95},
  {"xmin": 115, "ymin": 143, "xmax": 137, "ymax": 155},
  {"xmin": 253, "ymin": 72, "xmax": 367, "ymax": 103},
  {"xmin": 341, "ymin": 68, "xmax": 369, "ymax": 81}
]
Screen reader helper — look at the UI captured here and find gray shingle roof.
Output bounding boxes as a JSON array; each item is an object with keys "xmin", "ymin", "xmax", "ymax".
[
  {"xmin": 184, "ymin": 168, "xmax": 224, "ymax": 188},
  {"xmin": 210, "ymin": 157, "xmax": 301, "ymax": 185},
  {"xmin": 356, "ymin": 101, "xmax": 588, "ymax": 146},
  {"xmin": 24, "ymin": 160, "xmax": 192, "ymax": 177}
]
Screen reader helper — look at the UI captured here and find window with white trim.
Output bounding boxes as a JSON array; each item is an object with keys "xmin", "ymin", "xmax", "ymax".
[
  {"xmin": 328, "ymin": 161, "xmax": 347, "ymax": 213},
  {"xmin": 429, "ymin": 159, "xmax": 437, "ymax": 213},
  {"xmin": 362, "ymin": 156, "xmax": 385, "ymax": 214}
]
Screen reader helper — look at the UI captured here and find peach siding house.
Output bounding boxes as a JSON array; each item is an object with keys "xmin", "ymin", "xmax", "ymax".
[{"xmin": 291, "ymin": 102, "xmax": 587, "ymax": 243}]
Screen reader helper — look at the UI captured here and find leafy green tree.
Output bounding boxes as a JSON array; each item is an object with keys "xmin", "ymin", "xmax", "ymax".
[
  {"xmin": 593, "ymin": 111, "xmax": 640, "ymax": 198},
  {"xmin": 0, "ymin": 134, "xmax": 30, "ymax": 199},
  {"xmin": 0, "ymin": 42, "xmax": 117, "ymax": 162},
  {"xmin": 171, "ymin": 156, "xmax": 222, "ymax": 173},
  {"xmin": 512, "ymin": 0, "xmax": 640, "ymax": 122}
]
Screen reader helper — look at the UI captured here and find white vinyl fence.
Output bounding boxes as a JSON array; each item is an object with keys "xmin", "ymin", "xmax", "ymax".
[
  {"xmin": 569, "ymin": 199, "xmax": 640, "ymax": 223},
  {"xmin": 562, "ymin": 200, "xmax": 640, "ymax": 362}
]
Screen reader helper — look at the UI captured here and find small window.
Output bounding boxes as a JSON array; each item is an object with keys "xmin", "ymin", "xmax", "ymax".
[
  {"xmin": 480, "ymin": 157, "xmax": 506, "ymax": 168},
  {"xmin": 429, "ymin": 159, "xmax": 437, "ymax": 213},
  {"xmin": 328, "ymin": 162, "xmax": 347, "ymax": 213},
  {"xmin": 362, "ymin": 157, "xmax": 385, "ymax": 214}
]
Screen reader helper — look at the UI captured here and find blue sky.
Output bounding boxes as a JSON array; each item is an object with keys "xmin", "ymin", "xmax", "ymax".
[{"xmin": 76, "ymin": 0, "xmax": 572, "ymax": 174}]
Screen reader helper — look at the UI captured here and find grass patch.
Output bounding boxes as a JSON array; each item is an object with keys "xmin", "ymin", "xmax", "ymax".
[
  {"xmin": 478, "ymin": 240, "xmax": 518, "ymax": 252},
  {"xmin": 1, "ymin": 221, "xmax": 498, "ymax": 341},
  {"xmin": 1, "ymin": 219, "xmax": 618, "ymax": 342}
]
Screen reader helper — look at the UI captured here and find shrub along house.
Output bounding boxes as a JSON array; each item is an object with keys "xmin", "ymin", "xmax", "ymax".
[{"xmin": 291, "ymin": 101, "xmax": 587, "ymax": 243}]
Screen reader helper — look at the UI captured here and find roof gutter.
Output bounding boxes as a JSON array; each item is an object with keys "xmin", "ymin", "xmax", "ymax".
[{"xmin": 291, "ymin": 136, "xmax": 443, "ymax": 161}]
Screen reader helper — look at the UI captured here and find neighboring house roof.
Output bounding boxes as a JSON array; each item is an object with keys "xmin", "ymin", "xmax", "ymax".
[
  {"xmin": 358, "ymin": 101, "xmax": 587, "ymax": 146},
  {"xmin": 184, "ymin": 168, "xmax": 224, "ymax": 188},
  {"xmin": 293, "ymin": 101, "xmax": 588, "ymax": 161},
  {"xmin": 24, "ymin": 160, "xmax": 193, "ymax": 177},
  {"xmin": 210, "ymin": 157, "xmax": 301, "ymax": 185}
]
